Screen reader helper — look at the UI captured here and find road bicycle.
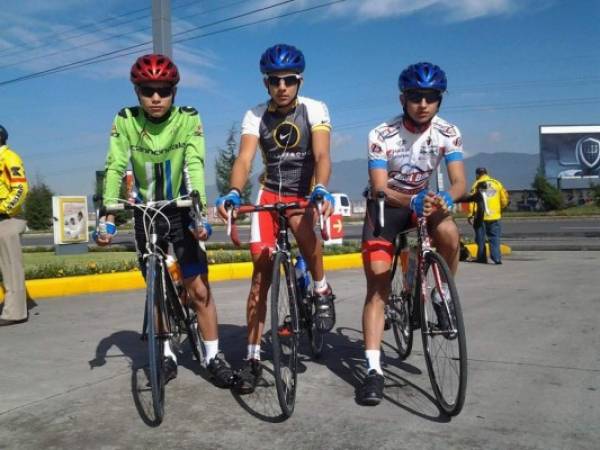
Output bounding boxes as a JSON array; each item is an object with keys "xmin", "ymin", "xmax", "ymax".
[
  {"xmin": 95, "ymin": 191, "xmax": 206, "ymax": 424},
  {"xmin": 375, "ymin": 192, "xmax": 468, "ymax": 416},
  {"xmin": 226, "ymin": 198, "xmax": 330, "ymax": 418}
]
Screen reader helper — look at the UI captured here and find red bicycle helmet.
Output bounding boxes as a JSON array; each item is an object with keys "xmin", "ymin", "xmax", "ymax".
[{"xmin": 130, "ymin": 54, "xmax": 180, "ymax": 85}]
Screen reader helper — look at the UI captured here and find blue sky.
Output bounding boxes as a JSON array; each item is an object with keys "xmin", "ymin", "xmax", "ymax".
[{"xmin": 1, "ymin": 0, "xmax": 598, "ymax": 195}]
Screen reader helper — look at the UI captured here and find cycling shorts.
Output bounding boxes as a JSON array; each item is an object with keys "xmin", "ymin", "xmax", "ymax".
[
  {"xmin": 361, "ymin": 199, "xmax": 451, "ymax": 265},
  {"xmin": 134, "ymin": 208, "xmax": 208, "ymax": 278},
  {"xmin": 249, "ymin": 188, "xmax": 312, "ymax": 256}
]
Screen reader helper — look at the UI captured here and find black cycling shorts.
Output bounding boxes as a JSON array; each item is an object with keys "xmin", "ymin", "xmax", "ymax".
[{"xmin": 133, "ymin": 208, "xmax": 208, "ymax": 278}]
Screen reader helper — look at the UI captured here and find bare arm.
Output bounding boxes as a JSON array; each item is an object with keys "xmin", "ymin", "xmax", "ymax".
[
  {"xmin": 312, "ymin": 129, "xmax": 334, "ymax": 217},
  {"xmin": 312, "ymin": 130, "xmax": 331, "ymax": 187},
  {"xmin": 216, "ymin": 134, "xmax": 258, "ymax": 219},
  {"xmin": 446, "ymin": 161, "xmax": 467, "ymax": 200}
]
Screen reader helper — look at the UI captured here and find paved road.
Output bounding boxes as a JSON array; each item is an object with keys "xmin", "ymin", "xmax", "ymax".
[
  {"xmin": 1, "ymin": 251, "xmax": 598, "ymax": 449},
  {"xmin": 21, "ymin": 216, "xmax": 600, "ymax": 247}
]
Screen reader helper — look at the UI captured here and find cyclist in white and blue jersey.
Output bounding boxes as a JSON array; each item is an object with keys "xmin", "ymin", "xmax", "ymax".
[{"xmin": 358, "ymin": 62, "xmax": 467, "ymax": 405}]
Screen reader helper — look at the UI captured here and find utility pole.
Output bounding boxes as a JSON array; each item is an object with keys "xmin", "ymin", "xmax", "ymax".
[{"xmin": 152, "ymin": 0, "xmax": 172, "ymax": 57}]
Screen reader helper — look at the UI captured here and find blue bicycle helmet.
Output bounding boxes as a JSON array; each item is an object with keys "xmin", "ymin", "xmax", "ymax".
[
  {"xmin": 0, "ymin": 125, "xmax": 7, "ymax": 144},
  {"xmin": 259, "ymin": 44, "xmax": 305, "ymax": 74},
  {"xmin": 398, "ymin": 62, "xmax": 447, "ymax": 92}
]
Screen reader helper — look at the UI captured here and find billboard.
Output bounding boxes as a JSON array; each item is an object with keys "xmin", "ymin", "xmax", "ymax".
[
  {"xmin": 52, "ymin": 196, "xmax": 88, "ymax": 244},
  {"xmin": 540, "ymin": 125, "xmax": 600, "ymax": 188}
]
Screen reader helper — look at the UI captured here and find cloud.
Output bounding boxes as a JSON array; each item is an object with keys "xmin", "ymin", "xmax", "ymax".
[
  {"xmin": 252, "ymin": 0, "xmax": 547, "ymax": 23},
  {"xmin": 0, "ymin": 9, "xmax": 218, "ymax": 90}
]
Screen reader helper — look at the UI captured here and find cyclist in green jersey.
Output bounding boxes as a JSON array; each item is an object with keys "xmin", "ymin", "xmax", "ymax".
[{"xmin": 96, "ymin": 54, "xmax": 235, "ymax": 388}]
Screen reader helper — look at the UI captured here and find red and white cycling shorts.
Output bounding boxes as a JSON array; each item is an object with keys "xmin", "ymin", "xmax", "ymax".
[{"xmin": 249, "ymin": 189, "xmax": 309, "ymax": 256}]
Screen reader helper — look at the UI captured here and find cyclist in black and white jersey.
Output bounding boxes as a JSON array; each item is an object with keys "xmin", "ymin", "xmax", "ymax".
[
  {"xmin": 215, "ymin": 44, "xmax": 336, "ymax": 394},
  {"xmin": 358, "ymin": 62, "xmax": 467, "ymax": 405}
]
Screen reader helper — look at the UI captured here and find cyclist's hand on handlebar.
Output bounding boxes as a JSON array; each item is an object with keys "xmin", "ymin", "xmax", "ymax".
[
  {"xmin": 310, "ymin": 184, "xmax": 335, "ymax": 219},
  {"xmin": 189, "ymin": 220, "xmax": 212, "ymax": 241},
  {"xmin": 435, "ymin": 191, "xmax": 454, "ymax": 213},
  {"xmin": 93, "ymin": 216, "xmax": 117, "ymax": 246},
  {"xmin": 215, "ymin": 189, "xmax": 241, "ymax": 220},
  {"xmin": 410, "ymin": 190, "xmax": 437, "ymax": 217}
]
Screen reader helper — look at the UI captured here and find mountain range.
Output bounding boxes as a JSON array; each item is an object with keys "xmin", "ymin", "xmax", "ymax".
[{"xmin": 206, "ymin": 152, "xmax": 540, "ymax": 201}]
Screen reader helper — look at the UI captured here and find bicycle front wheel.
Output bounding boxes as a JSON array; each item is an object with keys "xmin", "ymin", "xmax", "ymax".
[
  {"xmin": 270, "ymin": 252, "xmax": 299, "ymax": 418},
  {"xmin": 419, "ymin": 251, "xmax": 467, "ymax": 416},
  {"xmin": 146, "ymin": 255, "xmax": 165, "ymax": 423},
  {"xmin": 389, "ymin": 250, "xmax": 413, "ymax": 360}
]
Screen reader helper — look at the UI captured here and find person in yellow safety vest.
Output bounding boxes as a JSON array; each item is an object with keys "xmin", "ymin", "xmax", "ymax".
[
  {"xmin": 0, "ymin": 124, "xmax": 29, "ymax": 326},
  {"xmin": 468, "ymin": 167, "xmax": 509, "ymax": 264}
]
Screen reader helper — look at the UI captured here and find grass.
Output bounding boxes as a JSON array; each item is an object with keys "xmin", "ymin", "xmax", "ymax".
[{"xmin": 15, "ymin": 240, "xmax": 363, "ymax": 280}]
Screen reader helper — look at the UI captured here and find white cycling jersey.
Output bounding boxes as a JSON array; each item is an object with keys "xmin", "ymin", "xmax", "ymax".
[{"xmin": 368, "ymin": 114, "xmax": 464, "ymax": 195}]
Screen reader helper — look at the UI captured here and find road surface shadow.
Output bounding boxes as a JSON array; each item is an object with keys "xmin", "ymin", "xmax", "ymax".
[{"xmin": 321, "ymin": 326, "xmax": 450, "ymax": 421}]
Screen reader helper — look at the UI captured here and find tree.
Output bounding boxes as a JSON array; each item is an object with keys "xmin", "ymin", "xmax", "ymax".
[
  {"xmin": 215, "ymin": 124, "xmax": 252, "ymax": 203},
  {"xmin": 24, "ymin": 182, "xmax": 54, "ymax": 230},
  {"xmin": 532, "ymin": 171, "xmax": 564, "ymax": 211}
]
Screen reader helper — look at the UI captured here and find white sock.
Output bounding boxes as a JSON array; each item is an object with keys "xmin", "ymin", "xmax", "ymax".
[
  {"xmin": 247, "ymin": 344, "xmax": 261, "ymax": 361},
  {"xmin": 163, "ymin": 340, "xmax": 177, "ymax": 363},
  {"xmin": 314, "ymin": 277, "xmax": 328, "ymax": 292},
  {"xmin": 204, "ymin": 339, "xmax": 219, "ymax": 365},
  {"xmin": 365, "ymin": 349, "xmax": 382, "ymax": 375}
]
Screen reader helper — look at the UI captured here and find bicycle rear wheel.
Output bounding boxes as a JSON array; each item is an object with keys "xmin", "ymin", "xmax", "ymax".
[
  {"xmin": 306, "ymin": 295, "xmax": 324, "ymax": 358},
  {"xmin": 185, "ymin": 305, "xmax": 205, "ymax": 366},
  {"xmin": 389, "ymin": 249, "xmax": 413, "ymax": 360},
  {"xmin": 165, "ymin": 278, "xmax": 205, "ymax": 367},
  {"xmin": 146, "ymin": 255, "xmax": 165, "ymax": 423},
  {"xmin": 271, "ymin": 252, "xmax": 299, "ymax": 417},
  {"xmin": 419, "ymin": 251, "xmax": 467, "ymax": 416}
]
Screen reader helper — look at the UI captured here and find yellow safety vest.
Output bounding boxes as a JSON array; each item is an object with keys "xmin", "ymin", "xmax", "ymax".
[
  {"xmin": 468, "ymin": 175, "xmax": 509, "ymax": 221},
  {"xmin": 0, "ymin": 145, "xmax": 28, "ymax": 216}
]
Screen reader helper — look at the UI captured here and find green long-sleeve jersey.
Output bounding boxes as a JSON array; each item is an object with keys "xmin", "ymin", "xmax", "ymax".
[{"xmin": 103, "ymin": 105, "xmax": 207, "ymax": 210}]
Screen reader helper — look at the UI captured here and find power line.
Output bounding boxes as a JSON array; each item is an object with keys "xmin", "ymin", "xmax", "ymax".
[
  {"xmin": 0, "ymin": 6, "xmax": 151, "ymax": 58},
  {"xmin": 1, "ymin": 0, "xmax": 248, "ymax": 69},
  {"xmin": 0, "ymin": 0, "xmax": 337, "ymax": 87},
  {"xmin": 0, "ymin": 0, "xmax": 206, "ymax": 59}
]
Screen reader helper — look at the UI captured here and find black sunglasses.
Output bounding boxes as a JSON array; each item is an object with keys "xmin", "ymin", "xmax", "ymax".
[
  {"xmin": 404, "ymin": 90, "xmax": 442, "ymax": 104},
  {"xmin": 138, "ymin": 86, "xmax": 174, "ymax": 98},
  {"xmin": 266, "ymin": 74, "xmax": 302, "ymax": 87}
]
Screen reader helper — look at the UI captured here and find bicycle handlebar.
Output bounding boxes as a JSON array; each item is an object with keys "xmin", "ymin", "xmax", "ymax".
[
  {"xmin": 224, "ymin": 198, "xmax": 329, "ymax": 247},
  {"xmin": 94, "ymin": 190, "xmax": 205, "ymax": 239}
]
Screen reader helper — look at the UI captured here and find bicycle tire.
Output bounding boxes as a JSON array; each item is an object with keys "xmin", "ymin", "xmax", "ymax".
[
  {"xmin": 270, "ymin": 252, "xmax": 299, "ymax": 417},
  {"xmin": 146, "ymin": 255, "xmax": 165, "ymax": 423},
  {"xmin": 164, "ymin": 275, "xmax": 205, "ymax": 366},
  {"xmin": 389, "ymin": 249, "xmax": 413, "ymax": 360},
  {"xmin": 185, "ymin": 305, "xmax": 205, "ymax": 366},
  {"xmin": 306, "ymin": 295, "xmax": 324, "ymax": 358},
  {"xmin": 419, "ymin": 251, "xmax": 467, "ymax": 416}
]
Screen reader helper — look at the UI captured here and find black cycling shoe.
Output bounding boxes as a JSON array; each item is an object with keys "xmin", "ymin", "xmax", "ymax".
[
  {"xmin": 314, "ymin": 286, "xmax": 336, "ymax": 333},
  {"xmin": 234, "ymin": 359, "xmax": 263, "ymax": 395},
  {"xmin": 163, "ymin": 357, "xmax": 178, "ymax": 384},
  {"xmin": 357, "ymin": 369, "xmax": 384, "ymax": 406},
  {"xmin": 207, "ymin": 352, "xmax": 236, "ymax": 388}
]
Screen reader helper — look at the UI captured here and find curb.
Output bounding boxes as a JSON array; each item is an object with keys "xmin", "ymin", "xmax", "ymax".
[
  {"xmin": 0, "ymin": 253, "xmax": 364, "ymax": 302},
  {"xmin": 464, "ymin": 243, "xmax": 512, "ymax": 259}
]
